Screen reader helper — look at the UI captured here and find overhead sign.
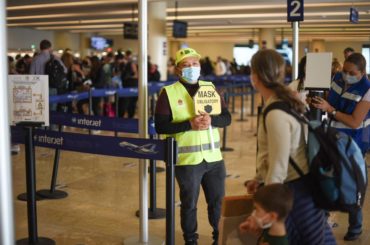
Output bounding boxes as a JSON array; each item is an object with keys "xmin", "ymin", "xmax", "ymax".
[
  {"xmin": 193, "ymin": 85, "xmax": 221, "ymax": 115},
  {"xmin": 350, "ymin": 7, "xmax": 359, "ymax": 23},
  {"xmin": 305, "ymin": 52, "xmax": 332, "ymax": 90},
  {"xmin": 123, "ymin": 22, "xmax": 138, "ymax": 40},
  {"xmin": 8, "ymin": 75, "xmax": 49, "ymax": 126},
  {"xmin": 287, "ymin": 0, "xmax": 304, "ymax": 22}
]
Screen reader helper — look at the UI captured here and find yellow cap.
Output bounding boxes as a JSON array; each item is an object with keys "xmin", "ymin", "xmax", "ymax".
[{"xmin": 175, "ymin": 48, "xmax": 201, "ymax": 65}]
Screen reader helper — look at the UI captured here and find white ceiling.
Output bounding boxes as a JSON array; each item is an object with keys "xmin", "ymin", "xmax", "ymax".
[{"xmin": 6, "ymin": 0, "xmax": 370, "ymax": 42}]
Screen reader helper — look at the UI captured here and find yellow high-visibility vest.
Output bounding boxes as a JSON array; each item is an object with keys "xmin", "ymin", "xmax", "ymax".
[{"xmin": 164, "ymin": 80, "xmax": 223, "ymax": 166}]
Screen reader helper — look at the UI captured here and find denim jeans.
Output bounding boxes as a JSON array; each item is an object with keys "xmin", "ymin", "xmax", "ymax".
[
  {"xmin": 347, "ymin": 152, "xmax": 366, "ymax": 234},
  {"xmin": 348, "ymin": 205, "xmax": 363, "ymax": 234},
  {"xmin": 175, "ymin": 160, "xmax": 226, "ymax": 244}
]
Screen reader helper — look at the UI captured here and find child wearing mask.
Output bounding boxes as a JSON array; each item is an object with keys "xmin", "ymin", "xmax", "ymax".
[{"xmin": 239, "ymin": 183, "xmax": 293, "ymax": 245}]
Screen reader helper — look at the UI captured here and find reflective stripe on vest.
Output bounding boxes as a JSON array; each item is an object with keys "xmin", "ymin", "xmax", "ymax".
[
  {"xmin": 331, "ymin": 81, "xmax": 342, "ymax": 95},
  {"xmin": 178, "ymin": 141, "xmax": 221, "ymax": 153},
  {"xmin": 332, "ymin": 118, "xmax": 370, "ymax": 130},
  {"xmin": 164, "ymin": 80, "xmax": 223, "ymax": 166},
  {"xmin": 342, "ymin": 92, "xmax": 362, "ymax": 102},
  {"xmin": 331, "ymin": 81, "xmax": 363, "ymax": 102}
]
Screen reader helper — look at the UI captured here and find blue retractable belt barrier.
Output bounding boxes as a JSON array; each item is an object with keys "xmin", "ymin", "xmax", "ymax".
[
  {"xmin": 49, "ymin": 111, "xmax": 157, "ymax": 135},
  {"xmin": 49, "ymin": 91, "xmax": 89, "ymax": 104},
  {"xmin": 11, "ymin": 127, "xmax": 165, "ymax": 161},
  {"xmin": 47, "ymin": 78, "xmax": 256, "ymax": 104}
]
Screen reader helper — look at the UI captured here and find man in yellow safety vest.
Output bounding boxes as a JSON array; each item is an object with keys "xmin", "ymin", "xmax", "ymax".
[{"xmin": 155, "ymin": 47, "xmax": 231, "ymax": 245}]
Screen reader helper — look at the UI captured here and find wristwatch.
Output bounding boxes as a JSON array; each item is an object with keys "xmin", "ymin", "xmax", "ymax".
[{"xmin": 331, "ymin": 110, "xmax": 337, "ymax": 117}]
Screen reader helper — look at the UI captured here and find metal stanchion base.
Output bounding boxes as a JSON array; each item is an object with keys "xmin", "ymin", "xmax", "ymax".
[
  {"xmin": 148, "ymin": 167, "xmax": 165, "ymax": 173},
  {"xmin": 124, "ymin": 235, "xmax": 164, "ymax": 245},
  {"xmin": 221, "ymin": 147, "xmax": 234, "ymax": 152},
  {"xmin": 135, "ymin": 208, "xmax": 166, "ymax": 219},
  {"xmin": 37, "ymin": 189, "xmax": 68, "ymax": 199},
  {"xmin": 16, "ymin": 237, "xmax": 55, "ymax": 245},
  {"xmin": 17, "ymin": 193, "xmax": 43, "ymax": 201}
]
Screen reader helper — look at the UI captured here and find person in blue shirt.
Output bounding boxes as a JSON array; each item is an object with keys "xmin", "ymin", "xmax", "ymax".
[{"xmin": 312, "ymin": 52, "xmax": 370, "ymax": 241}]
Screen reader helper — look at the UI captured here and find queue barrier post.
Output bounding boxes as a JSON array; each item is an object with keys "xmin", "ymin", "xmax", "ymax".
[
  {"xmin": 231, "ymin": 85, "xmax": 236, "ymax": 114},
  {"xmin": 88, "ymin": 88, "xmax": 93, "ymax": 135},
  {"xmin": 135, "ymin": 134, "xmax": 166, "ymax": 219},
  {"xmin": 250, "ymin": 86, "xmax": 255, "ymax": 116},
  {"xmin": 221, "ymin": 91, "xmax": 233, "ymax": 152},
  {"xmin": 237, "ymin": 91, "xmax": 246, "ymax": 122},
  {"xmin": 115, "ymin": 92, "xmax": 119, "ymax": 137},
  {"xmin": 37, "ymin": 124, "xmax": 68, "ymax": 200},
  {"xmin": 16, "ymin": 123, "xmax": 55, "ymax": 245},
  {"xmin": 165, "ymin": 137, "xmax": 176, "ymax": 245}
]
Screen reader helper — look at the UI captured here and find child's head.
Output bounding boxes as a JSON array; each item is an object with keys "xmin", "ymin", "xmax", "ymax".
[{"xmin": 251, "ymin": 183, "xmax": 293, "ymax": 228}]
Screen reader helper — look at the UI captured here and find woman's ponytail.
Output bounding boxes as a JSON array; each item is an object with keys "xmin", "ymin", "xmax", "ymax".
[{"xmin": 251, "ymin": 49, "xmax": 305, "ymax": 113}]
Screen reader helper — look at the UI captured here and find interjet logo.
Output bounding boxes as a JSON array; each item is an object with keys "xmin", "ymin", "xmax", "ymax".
[
  {"xmin": 34, "ymin": 134, "xmax": 64, "ymax": 146},
  {"xmin": 72, "ymin": 116, "xmax": 102, "ymax": 127}
]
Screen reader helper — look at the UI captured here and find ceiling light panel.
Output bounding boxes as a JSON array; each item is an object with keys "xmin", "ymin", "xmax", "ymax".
[{"xmin": 7, "ymin": 0, "xmax": 137, "ymax": 11}]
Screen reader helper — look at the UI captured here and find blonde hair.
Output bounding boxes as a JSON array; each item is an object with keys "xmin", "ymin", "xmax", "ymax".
[{"xmin": 251, "ymin": 49, "xmax": 305, "ymax": 113}]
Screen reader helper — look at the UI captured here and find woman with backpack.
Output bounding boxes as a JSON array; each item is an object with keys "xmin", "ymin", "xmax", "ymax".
[
  {"xmin": 243, "ymin": 49, "xmax": 336, "ymax": 244},
  {"xmin": 311, "ymin": 52, "xmax": 370, "ymax": 241}
]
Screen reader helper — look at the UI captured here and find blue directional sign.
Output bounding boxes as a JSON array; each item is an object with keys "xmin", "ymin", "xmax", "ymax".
[{"xmin": 287, "ymin": 0, "xmax": 304, "ymax": 22}]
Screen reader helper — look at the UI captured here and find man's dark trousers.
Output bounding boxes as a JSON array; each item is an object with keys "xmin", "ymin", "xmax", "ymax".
[{"xmin": 175, "ymin": 160, "xmax": 226, "ymax": 244}]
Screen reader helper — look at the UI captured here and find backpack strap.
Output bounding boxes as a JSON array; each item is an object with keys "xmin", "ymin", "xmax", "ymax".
[
  {"xmin": 289, "ymin": 157, "xmax": 305, "ymax": 177},
  {"xmin": 262, "ymin": 101, "xmax": 305, "ymax": 131},
  {"xmin": 262, "ymin": 101, "xmax": 306, "ymax": 177}
]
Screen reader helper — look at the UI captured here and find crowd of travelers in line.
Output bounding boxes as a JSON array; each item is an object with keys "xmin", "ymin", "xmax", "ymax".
[{"xmin": 8, "ymin": 44, "xmax": 161, "ymax": 119}]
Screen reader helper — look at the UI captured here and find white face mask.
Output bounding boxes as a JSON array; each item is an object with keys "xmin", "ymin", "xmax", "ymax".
[
  {"xmin": 181, "ymin": 66, "xmax": 201, "ymax": 84},
  {"xmin": 342, "ymin": 72, "xmax": 360, "ymax": 85},
  {"xmin": 251, "ymin": 210, "xmax": 273, "ymax": 229}
]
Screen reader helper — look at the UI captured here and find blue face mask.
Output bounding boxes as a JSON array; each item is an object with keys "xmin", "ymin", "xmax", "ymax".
[
  {"xmin": 182, "ymin": 66, "xmax": 200, "ymax": 84},
  {"xmin": 343, "ymin": 72, "xmax": 360, "ymax": 85}
]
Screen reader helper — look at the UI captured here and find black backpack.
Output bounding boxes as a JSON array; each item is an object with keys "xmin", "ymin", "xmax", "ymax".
[
  {"xmin": 263, "ymin": 101, "xmax": 368, "ymax": 212},
  {"xmin": 45, "ymin": 55, "xmax": 68, "ymax": 93},
  {"xmin": 121, "ymin": 62, "xmax": 138, "ymax": 88}
]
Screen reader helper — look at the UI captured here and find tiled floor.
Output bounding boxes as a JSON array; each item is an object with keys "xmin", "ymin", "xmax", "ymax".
[{"xmin": 12, "ymin": 97, "xmax": 369, "ymax": 244}]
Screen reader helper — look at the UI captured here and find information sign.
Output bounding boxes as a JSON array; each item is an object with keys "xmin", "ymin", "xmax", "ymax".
[
  {"xmin": 8, "ymin": 75, "xmax": 49, "ymax": 126},
  {"xmin": 124, "ymin": 22, "xmax": 138, "ymax": 40},
  {"xmin": 287, "ymin": 0, "xmax": 304, "ymax": 22},
  {"xmin": 193, "ymin": 85, "xmax": 221, "ymax": 115}
]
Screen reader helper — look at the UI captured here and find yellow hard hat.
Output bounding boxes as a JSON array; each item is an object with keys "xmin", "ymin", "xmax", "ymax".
[{"xmin": 175, "ymin": 47, "xmax": 201, "ymax": 65}]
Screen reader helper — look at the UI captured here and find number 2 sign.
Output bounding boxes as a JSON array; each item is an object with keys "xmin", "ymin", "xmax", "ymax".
[{"xmin": 287, "ymin": 0, "xmax": 304, "ymax": 22}]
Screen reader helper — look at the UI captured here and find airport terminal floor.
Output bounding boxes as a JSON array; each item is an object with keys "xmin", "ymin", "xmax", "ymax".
[{"xmin": 12, "ymin": 97, "xmax": 370, "ymax": 245}]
